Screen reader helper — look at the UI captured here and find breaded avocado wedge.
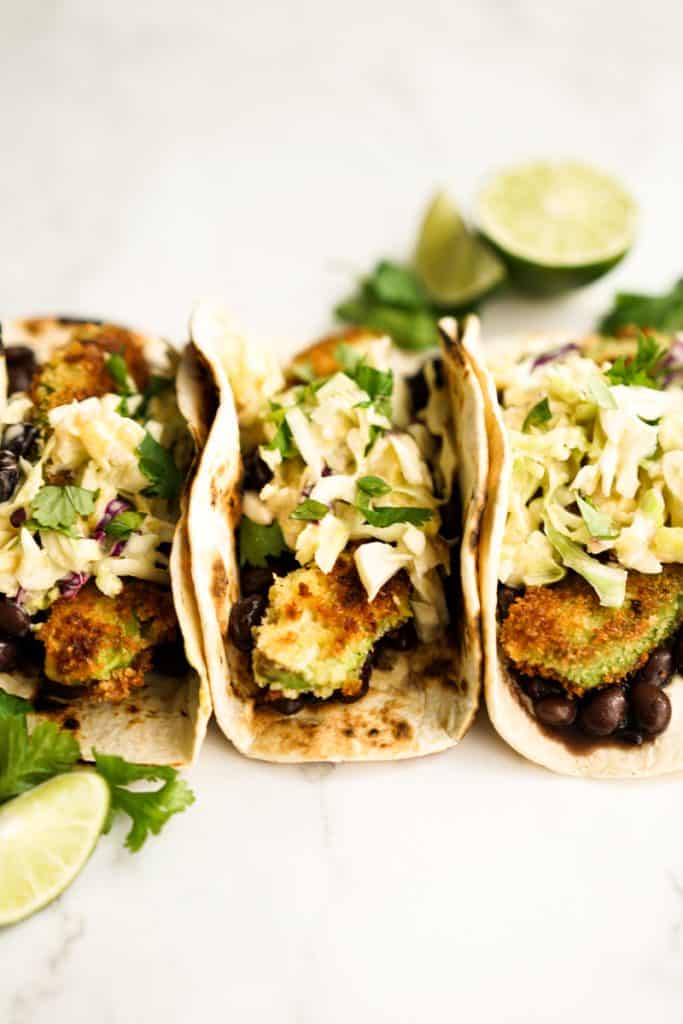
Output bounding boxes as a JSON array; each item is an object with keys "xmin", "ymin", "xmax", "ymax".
[
  {"xmin": 253, "ymin": 554, "xmax": 411, "ymax": 699},
  {"xmin": 500, "ymin": 568, "xmax": 683, "ymax": 692}
]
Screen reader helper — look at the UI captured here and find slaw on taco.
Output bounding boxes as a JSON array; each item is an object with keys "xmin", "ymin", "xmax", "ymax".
[
  {"xmin": 186, "ymin": 301, "xmax": 487, "ymax": 762},
  {"xmin": 474, "ymin": 327, "xmax": 683, "ymax": 777},
  {"xmin": 0, "ymin": 316, "xmax": 211, "ymax": 766}
]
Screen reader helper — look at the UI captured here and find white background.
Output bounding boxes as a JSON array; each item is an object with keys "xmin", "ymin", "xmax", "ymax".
[{"xmin": 2, "ymin": 2, "xmax": 683, "ymax": 1022}]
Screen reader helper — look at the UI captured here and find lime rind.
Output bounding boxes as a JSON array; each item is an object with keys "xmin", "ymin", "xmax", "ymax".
[
  {"xmin": 416, "ymin": 191, "xmax": 506, "ymax": 308},
  {"xmin": 476, "ymin": 160, "xmax": 637, "ymax": 276},
  {"xmin": 0, "ymin": 771, "xmax": 109, "ymax": 926}
]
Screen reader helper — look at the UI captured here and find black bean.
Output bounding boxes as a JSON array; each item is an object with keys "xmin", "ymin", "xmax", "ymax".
[
  {"xmin": 521, "ymin": 676, "xmax": 558, "ymax": 701},
  {"xmin": 153, "ymin": 641, "xmax": 190, "ymax": 677},
  {"xmin": 10, "ymin": 508, "xmax": 26, "ymax": 528},
  {"xmin": 618, "ymin": 729, "xmax": 644, "ymax": 746},
  {"xmin": 579, "ymin": 686, "xmax": 626, "ymax": 737},
  {"xmin": 0, "ymin": 638, "xmax": 18, "ymax": 672},
  {"xmin": 535, "ymin": 694, "xmax": 577, "ymax": 727},
  {"xmin": 498, "ymin": 584, "xmax": 519, "ymax": 621},
  {"xmin": 270, "ymin": 552, "xmax": 298, "ymax": 577},
  {"xmin": 673, "ymin": 630, "xmax": 683, "ymax": 675},
  {"xmin": 268, "ymin": 696, "xmax": 304, "ymax": 715},
  {"xmin": 0, "ymin": 451, "xmax": 18, "ymax": 503},
  {"xmin": 240, "ymin": 566, "xmax": 274, "ymax": 596},
  {"xmin": 228, "ymin": 594, "xmax": 266, "ymax": 653},
  {"xmin": 630, "ymin": 681, "xmax": 672, "ymax": 736},
  {"xmin": 2, "ymin": 424, "xmax": 38, "ymax": 458},
  {"xmin": 243, "ymin": 451, "xmax": 272, "ymax": 491},
  {"xmin": 0, "ymin": 598, "xmax": 30, "ymax": 637},
  {"xmin": 383, "ymin": 620, "xmax": 418, "ymax": 652},
  {"xmin": 407, "ymin": 369, "xmax": 429, "ymax": 412},
  {"xmin": 5, "ymin": 346, "xmax": 36, "ymax": 394},
  {"xmin": 636, "ymin": 645, "xmax": 674, "ymax": 688},
  {"xmin": 432, "ymin": 358, "xmax": 445, "ymax": 389}
]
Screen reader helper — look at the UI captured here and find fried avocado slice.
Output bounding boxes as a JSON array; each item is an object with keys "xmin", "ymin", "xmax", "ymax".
[
  {"xmin": 30, "ymin": 324, "xmax": 149, "ymax": 413},
  {"xmin": 500, "ymin": 566, "xmax": 683, "ymax": 692},
  {"xmin": 252, "ymin": 553, "xmax": 412, "ymax": 700},
  {"xmin": 39, "ymin": 580, "xmax": 177, "ymax": 701}
]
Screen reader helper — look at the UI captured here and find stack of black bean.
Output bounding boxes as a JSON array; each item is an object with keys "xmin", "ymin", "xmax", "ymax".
[{"xmin": 521, "ymin": 628, "xmax": 682, "ymax": 745}]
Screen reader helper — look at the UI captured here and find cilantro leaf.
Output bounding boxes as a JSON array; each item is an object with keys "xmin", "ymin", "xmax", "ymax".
[
  {"xmin": 599, "ymin": 278, "xmax": 683, "ymax": 334},
  {"xmin": 137, "ymin": 432, "xmax": 183, "ymax": 499},
  {"xmin": 370, "ymin": 261, "xmax": 429, "ymax": 310},
  {"xmin": 94, "ymin": 752, "xmax": 194, "ymax": 853},
  {"xmin": 361, "ymin": 505, "xmax": 433, "ymax": 528},
  {"xmin": 356, "ymin": 480, "xmax": 432, "ymax": 529},
  {"xmin": 104, "ymin": 510, "xmax": 145, "ymax": 539},
  {"xmin": 238, "ymin": 516, "xmax": 287, "ymax": 567},
  {"xmin": 333, "ymin": 345, "xmax": 394, "ymax": 410},
  {"xmin": 335, "ymin": 262, "xmax": 441, "ymax": 351},
  {"xmin": 0, "ymin": 717, "xmax": 80, "ymax": 803},
  {"xmin": 0, "ymin": 688, "xmax": 33, "ymax": 720},
  {"xmin": 264, "ymin": 419, "xmax": 298, "ymax": 460},
  {"xmin": 30, "ymin": 485, "xmax": 98, "ymax": 534},
  {"xmin": 106, "ymin": 353, "xmax": 134, "ymax": 396},
  {"xmin": 290, "ymin": 499, "xmax": 328, "ymax": 521},
  {"xmin": 605, "ymin": 332, "xmax": 666, "ymax": 389},
  {"xmin": 357, "ymin": 475, "xmax": 392, "ymax": 497},
  {"xmin": 522, "ymin": 397, "xmax": 552, "ymax": 432},
  {"xmin": 365, "ymin": 424, "xmax": 385, "ymax": 455},
  {"xmin": 577, "ymin": 495, "xmax": 619, "ymax": 540}
]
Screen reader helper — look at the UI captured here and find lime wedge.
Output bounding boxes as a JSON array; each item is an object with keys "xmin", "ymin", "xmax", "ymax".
[
  {"xmin": 415, "ymin": 191, "xmax": 506, "ymax": 307},
  {"xmin": 0, "ymin": 771, "xmax": 109, "ymax": 926},
  {"xmin": 476, "ymin": 160, "xmax": 637, "ymax": 294}
]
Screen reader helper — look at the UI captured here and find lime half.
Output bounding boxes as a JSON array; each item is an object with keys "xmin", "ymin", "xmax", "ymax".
[
  {"xmin": 0, "ymin": 771, "xmax": 109, "ymax": 926},
  {"xmin": 415, "ymin": 191, "xmax": 506, "ymax": 307},
  {"xmin": 476, "ymin": 160, "xmax": 637, "ymax": 295}
]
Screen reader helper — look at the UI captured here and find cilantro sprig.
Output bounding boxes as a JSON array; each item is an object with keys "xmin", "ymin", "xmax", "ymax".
[
  {"xmin": 355, "ymin": 476, "xmax": 433, "ymax": 529},
  {"xmin": 0, "ymin": 689, "xmax": 195, "ymax": 852},
  {"xmin": 290, "ymin": 499, "xmax": 328, "ymax": 522},
  {"xmin": 106, "ymin": 353, "xmax": 135, "ymax": 396},
  {"xmin": 94, "ymin": 752, "xmax": 195, "ymax": 853},
  {"xmin": 238, "ymin": 516, "xmax": 287, "ymax": 567},
  {"xmin": 335, "ymin": 261, "xmax": 441, "ymax": 351},
  {"xmin": 137, "ymin": 432, "xmax": 183, "ymax": 499},
  {"xmin": 605, "ymin": 332, "xmax": 667, "ymax": 390},
  {"xmin": 28, "ymin": 485, "xmax": 98, "ymax": 536},
  {"xmin": 105, "ymin": 509, "xmax": 145, "ymax": 539},
  {"xmin": 599, "ymin": 278, "xmax": 683, "ymax": 335}
]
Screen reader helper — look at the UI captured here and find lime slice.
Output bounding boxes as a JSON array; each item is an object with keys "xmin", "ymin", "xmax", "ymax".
[
  {"xmin": 476, "ymin": 160, "xmax": 637, "ymax": 294},
  {"xmin": 0, "ymin": 771, "xmax": 109, "ymax": 926},
  {"xmin": 415, "ymin": 191, "xmax": 506, "ymax": 307}
]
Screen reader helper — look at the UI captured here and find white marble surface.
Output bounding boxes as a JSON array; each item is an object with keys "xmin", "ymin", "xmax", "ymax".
[{"xmin": 2, "ymin": 2, "xmax": 683, "ymax": 1021}]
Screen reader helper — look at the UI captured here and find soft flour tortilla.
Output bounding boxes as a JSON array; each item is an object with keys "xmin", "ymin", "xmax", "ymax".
[
  {"xmin": 186, "ymin": 304, "xmax": 488, "ymax": 762},
  {"xmin": 473, "ymin": 331, "xmax": 683, "ymax": 779},
  {"xmin": 0, "ymin": 316, "xmax": 212, "ymax": 766}
]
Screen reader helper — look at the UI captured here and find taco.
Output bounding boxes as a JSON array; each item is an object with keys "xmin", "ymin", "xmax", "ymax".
[
  {"xmin": 0, "ymin": 316, "xmax": 212, "ymax": 765},
  {"xmin": 186, "ymin": 301, "xmax": 487, "ymax": 762},
  {"xmin": 475, "ymin": 328, "xmax": 683, "ymax": 777}
]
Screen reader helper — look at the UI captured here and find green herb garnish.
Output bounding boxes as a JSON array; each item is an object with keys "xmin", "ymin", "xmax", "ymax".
[
  {"xmin": 522, "ymin": 397, "xmax": 552, "ymax": 432},
  {"xmin": 137, "ymin": 432, "xmax": 183, "ymax": 499},
  {"xmin": 94, "ymin": 752, "xmax": 195, "ymax": 853},
  {"xmin": 335, "ymin": 261, "xmax": 441, "ymax": 352},
  {"xmin": 105, "ymin": 510, "xmax": 145, "ymax": 539},
  {"xmin": 599, "ymin": 278, "xmax": 683, "ymax": 334},
  {"xmin": 605, "ymin": 332, "xmax": 666, "ymax": 389},
  {"xmin": 29, "ymin": 485, "xmax": 98, "ymax": 535},
  {"xmin": 356, "ymin": 479, "xmax": 432, "ymax": 529},
  {"xmin": 106, "ymin": 353, "xmax": 135, "ymax": 396},
  {"xmin": 0, "ymin": 716, "xmax": 80, "ymax": 802},
  {"xmin": 238, "ymin": 517, "xmax": 287, "ymax": 567},
  {"xmin": 290, "ymin": 499, "xmax": 329, "ymax": 521}
]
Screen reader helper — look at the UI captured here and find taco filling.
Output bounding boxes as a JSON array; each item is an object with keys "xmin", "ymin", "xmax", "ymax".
[
  {"xmin": 227, "ymin": 332, "xmax": 459, "ymax": 714},
  {"xmin": 0, "ymin": 319, "xmax": 193, "ymax": 703},
  {"xmin": 492, "ymin": 331, "xmax": 683, "ymax": 745}
]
